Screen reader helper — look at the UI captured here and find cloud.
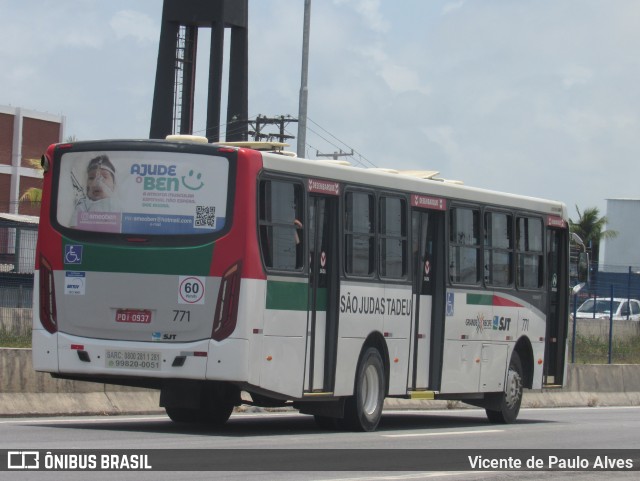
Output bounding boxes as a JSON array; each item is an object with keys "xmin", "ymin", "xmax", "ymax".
[
  {"xmin": 560, "ymin": 64, "xmax": 594, "ymax": 89},
  {"xmin": 356, "ymin": 44, "xmax": 431, "ymax": 96},
  {"xmin": 442, "ymin": 1, "xmax": 465, "ymax": 16},
  {"xmin": 334, "ymin": 0, "xmax": 389, "ymax": 33},
  {"xmin": 110, "ymin": 10, "xmax": 158, "ymax": 43},
  {"xmin": 422, "ymin": 125, "xmax": 460, "ymax": 162}
]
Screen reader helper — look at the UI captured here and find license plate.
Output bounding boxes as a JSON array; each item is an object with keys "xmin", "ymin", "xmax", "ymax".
[
  {"xmin": 115, "ymin": 309, "xmax": 152, "ymax": 324},
  {"xmin": 105, "ymin": 350, "xmax": 161, "ymax": 370}
]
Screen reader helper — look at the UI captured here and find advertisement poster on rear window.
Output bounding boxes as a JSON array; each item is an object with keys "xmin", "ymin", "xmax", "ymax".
[{"xmin": 56, "ymin": 150, "xmax": 229, "ymax": 235}]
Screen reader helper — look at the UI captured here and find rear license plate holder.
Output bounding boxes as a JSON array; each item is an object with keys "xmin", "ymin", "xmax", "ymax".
[{"xmin": 115, "ymin": 309, "xmax": 152, "ymax": 324}]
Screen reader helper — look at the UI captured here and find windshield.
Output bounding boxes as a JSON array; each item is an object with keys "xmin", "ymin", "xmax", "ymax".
[
  {"xmin": 577, "ymin": 299, "xmax": 620, "ymax": 314},
  {"xmin": 56, "ymin": 150, "xmax": 229, "ymax": 235}
]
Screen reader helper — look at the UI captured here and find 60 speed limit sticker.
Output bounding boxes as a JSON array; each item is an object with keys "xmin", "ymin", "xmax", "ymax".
[{"xmin": 178, "ymin": 276, "xmax": 206, "ymax": 305}]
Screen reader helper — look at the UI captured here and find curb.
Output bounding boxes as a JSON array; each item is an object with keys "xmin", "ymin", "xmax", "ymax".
[{"xmin": 2, "ymin": 390, "xmax": 639, "ymax": 418}]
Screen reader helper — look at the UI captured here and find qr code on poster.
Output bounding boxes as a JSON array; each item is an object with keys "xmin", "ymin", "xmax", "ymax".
[{"xmin": 195, "ymin": 205, "xmax": 216, "ymax": 228}]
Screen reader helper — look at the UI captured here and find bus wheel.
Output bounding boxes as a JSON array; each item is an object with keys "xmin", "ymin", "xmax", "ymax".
[
  {"xmin": 485, "ymin": 351, "xmax": 523, "ymax": 424},
  {"xmin": 165, "ymin": 407, "xmax": 199, "ymax": 423},
  {"xmin": 165, "ymin": 404, "xmax": 233, "ymax": 426},
  {"xmin": 342, "ymin": 347, "xmax": 385, "ymax": 432},
  {"xmin": 202, "ymin": 402, "xmax": 234, "ymax": 426}
]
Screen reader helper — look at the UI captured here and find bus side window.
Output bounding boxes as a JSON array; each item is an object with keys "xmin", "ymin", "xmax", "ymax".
[
  {"xmin": 484, "ymin": 211, "xmax": 513, "ymax": 287},
  {"xmin": 345, "ymin": 191, "xmax": 375, "ymax": 277},
  {"xmin": 449, "ymin": 207, "xmax": 481, "ymax": 285},
  {"xmin": 516, "ymin": 216, "xmax": 543, "ymax": 289},
  {"xmin": 379, "ymin": 195, "xmax": 407, "ymax": 279},
  {"xmin": 259, "ymin": 180, "xmax": 304, "ymax": 271}
]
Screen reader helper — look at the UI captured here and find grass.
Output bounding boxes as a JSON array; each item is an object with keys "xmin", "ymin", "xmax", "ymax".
[
  {"xmin": 569, "ymin": 334, "xmax": 640, "ymax": 364},
  {"xmin": 0, "ymin": 327, "xmax": 32, "ymax": 348},
  {"xmin": 2, "ymin": 329, "xmax": 640, "ymax": 364}
]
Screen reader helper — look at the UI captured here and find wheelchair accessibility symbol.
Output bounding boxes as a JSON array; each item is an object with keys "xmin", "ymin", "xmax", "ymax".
[
  {"xmin": 64, "ymin": 245, "xmax": 83, "ymax": 264},
  {"xmin": 446, "ymin": 291, "xmax": 455, "ymax": 317}
]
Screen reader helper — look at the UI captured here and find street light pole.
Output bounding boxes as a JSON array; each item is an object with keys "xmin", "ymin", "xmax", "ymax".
[{"xmin": 297, "ymin": 0, "xmax": 311, "ymax": 158}]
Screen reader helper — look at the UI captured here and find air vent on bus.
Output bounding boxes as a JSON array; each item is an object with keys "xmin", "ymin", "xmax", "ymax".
[
  {"xmin": 317, "ymin": 159, "xmax": 351, "ymax": 166},
  {"xmin": 165, "ymin": 134, "xmax": 209, "ymax": 143},
  {"xmin": 399, "ymin": 170, "xmax": 464, "ymax": 184},
  {"xmin": 399, "ymin": 170, "xmax": 440, "ymax": 179}
]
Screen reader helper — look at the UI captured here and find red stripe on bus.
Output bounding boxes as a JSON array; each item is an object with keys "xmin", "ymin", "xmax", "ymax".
[
  {"xmin": 209, "ymin": 148, "xmax": 266, "ymax": 280},
  {"xmin": 493, "ymin": 295, "xmax": 523, "ymax": 308}
]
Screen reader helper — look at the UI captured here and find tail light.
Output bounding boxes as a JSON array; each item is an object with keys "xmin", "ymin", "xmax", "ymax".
[
  {"xmin": 212, "ymin": 261, "xmax": 242, "ymax": 341},
  {"xmin": 39, "ymin": 256, "xmax": 58, "ymax": 333}
]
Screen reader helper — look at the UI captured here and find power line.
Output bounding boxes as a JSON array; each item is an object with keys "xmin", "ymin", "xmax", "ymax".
[
  {"xmin": 192, "ymin": 114, "xmax": 377, "ymax": 169},
  {"xmin": 248, "ymin": 115, "xmax": 298, "ymax": 143},
  {"xmin": 307, "ymin": 117, "xmax": 377, "ymax": 168}
]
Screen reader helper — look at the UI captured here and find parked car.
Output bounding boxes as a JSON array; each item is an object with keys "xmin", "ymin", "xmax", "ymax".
[{"xmin": 575, "ymin": 297, "xmax": 640, "ymax": 321}]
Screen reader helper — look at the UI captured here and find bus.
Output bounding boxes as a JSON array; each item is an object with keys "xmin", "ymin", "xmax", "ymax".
[{"xmin": 33, "ymin": 136, "xmax": 573, "ymax": 431}]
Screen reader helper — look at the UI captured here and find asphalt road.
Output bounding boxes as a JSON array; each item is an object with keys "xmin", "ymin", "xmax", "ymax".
[{"xmin": 1, "ymin": 406, "xmax": 639, "ymax": 480}]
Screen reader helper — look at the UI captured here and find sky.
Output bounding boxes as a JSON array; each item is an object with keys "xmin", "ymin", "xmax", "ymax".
[{"xmin": 1, "ymin": 0, "xmax": 639, "ymax": 217}]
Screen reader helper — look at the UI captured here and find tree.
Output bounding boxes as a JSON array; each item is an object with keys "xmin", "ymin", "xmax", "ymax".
[
  {"xmin": 19, "ymin": 135, "xmax": 78, "ymax": 208},
  {"xmin": 569, "ymin": 205, "xmax": 617, "ymax": 265},
  {"xmin": 18, "ymin": 157, "xmax": 44, "ymax": 206}
]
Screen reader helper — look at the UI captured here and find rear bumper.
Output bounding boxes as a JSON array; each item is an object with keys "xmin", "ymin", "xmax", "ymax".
[{"xmin": 32, "ymin": 329, "xmax": 249, "ymax": 382}]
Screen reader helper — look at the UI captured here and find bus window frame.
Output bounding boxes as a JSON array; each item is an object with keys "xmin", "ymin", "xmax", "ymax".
[
  {"xmin": 256, "ymin": 173, "xmax": 307, "ymax": 276},
  {"xmin": 448, "ymin": 203, "xmax": 483, "ymax": 287},
  {"xmin": 483, "ymin": 208, "xmax": 515, "ymax": 289},
  {"xmin": 343, "ymin": 187, "xmax": 377, "ymax": 280},
  {"xmin": 48, "ymin": 140, "xmax": 237, "ymax": 247},
  {"xmin": 447, "ymin": 203, "xmax": 547, "ymax": 293},
  {"xmin": 378, "ymin": 193, "xmax": 409, "ymax": 282},
  {"xmin": 515, "ymin": 213, "xmax": 545, "ymax": 291}
]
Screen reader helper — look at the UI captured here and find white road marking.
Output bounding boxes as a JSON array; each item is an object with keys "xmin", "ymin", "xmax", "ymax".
[{"xmin": 382, "ymin": 429, "xmax": 503, "ymax": 438}]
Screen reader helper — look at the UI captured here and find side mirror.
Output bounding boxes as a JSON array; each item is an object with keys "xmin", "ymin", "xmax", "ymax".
[{"xmin": 578, "ymin": 252, "xmax": 589, "ymax": 283}]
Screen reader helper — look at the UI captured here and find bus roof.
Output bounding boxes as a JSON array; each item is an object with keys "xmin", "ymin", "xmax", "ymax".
[{"xmin": 259, "ymin": 150, "xmax": 567, "ymax": 219}]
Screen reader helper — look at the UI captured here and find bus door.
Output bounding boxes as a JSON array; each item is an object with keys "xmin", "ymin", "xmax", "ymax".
[
  {"xmin": 544, "ymin": 226, "xmax": 568, "ymax": 386},
  {"xmin": 304, "ymin": 194, "xmax": 339, "ymax": 393},
  {"xmin": 409, "ymin": 202, "xmax": 446, "ymax": 391}
]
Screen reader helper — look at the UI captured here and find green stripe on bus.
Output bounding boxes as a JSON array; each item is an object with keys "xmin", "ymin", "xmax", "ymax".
[
  {"xmin": 315, "ymin": 287, "xmax": 328, "ymax": 312},
  {"xmin": 466, "ymin": 293, "xmax": 524, "ymax": 308},
  {"xmin": 266, "ymin": 280, "xmax": 327, "ymax": 311},
  {"xmin": 466, "ymin": 293, "xmax": 494, "ymax": 306},
  {"xmin": 62, "ymin": 238, "xmax": 214, "ymax": 276}
]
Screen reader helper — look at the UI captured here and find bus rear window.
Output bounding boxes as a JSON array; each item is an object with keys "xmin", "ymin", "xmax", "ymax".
[{"xmin": 55, "ymin": 150, "xmax": 229, "ymax": 235}]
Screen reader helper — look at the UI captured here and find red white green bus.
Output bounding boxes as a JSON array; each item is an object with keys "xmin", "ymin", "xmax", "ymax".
[{"xmin": 33, "ymin": 136, "xmax": 572, "ymax": 431}]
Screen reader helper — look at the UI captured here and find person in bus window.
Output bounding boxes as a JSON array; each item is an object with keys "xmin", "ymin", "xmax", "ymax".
[
  {"xmin": 294, "ymin": 218, "xmax": 303, "ymax": 245},
  {"xmin": 72, "ymin": 155, "xmax": 122, "ymax": 224}
]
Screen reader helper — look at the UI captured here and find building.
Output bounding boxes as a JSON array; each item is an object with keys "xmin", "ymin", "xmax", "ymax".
[
  {"xmin": 0, "ymin": 105, "xmax": 65, "ymax": 216},
  {"xmin": 599, "ymin": 198, "xmax": 640, "ymax": 272}
]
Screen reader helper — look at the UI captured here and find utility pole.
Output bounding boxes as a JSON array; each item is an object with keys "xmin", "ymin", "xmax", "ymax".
[
  {"xmin": 297, "ymin": 0, "xmax": 311, "ymax": 157},
  {"xmin": 316, "ymin": 149, "xmax": 353, "ymax": 161},
  {"xmin": 248, "ymin": 115, "xmax": 298, "ymax": 144}
]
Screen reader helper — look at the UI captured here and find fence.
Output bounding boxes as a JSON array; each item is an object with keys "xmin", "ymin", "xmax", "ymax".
[
  {"xmin": 569, "ymin": 262, "xmax": 640, "ymax": 364},
  {"xmin": 2, "ymin": 236, "xmax": 639, "ymax": 364},
  {"xmin": 0, "ymin": 215, "xmax": 37, "ymax": 347},
  {"xmin": 584, "ymin": 263, "xmax": 640, "ymax": 302}
]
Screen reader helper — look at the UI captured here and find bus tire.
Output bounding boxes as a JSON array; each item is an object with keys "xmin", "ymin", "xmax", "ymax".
[
  {"xmin": 202, "ymin": 402, "xmax": 234, "ymax": 426},
  {"xmin": 341, "ymin": 347, "xmax": 385, "ymax": 432},
  {"xmin": 485, "ymin": 351, "xmax": 523, "ymax": 424},
  {"xmin": 165, "ymin": 403, "xmax": 233, "ymax": 426},
  {"xmin": 165, "ymin": 407, "xmax": 199, "ymax": 423}
]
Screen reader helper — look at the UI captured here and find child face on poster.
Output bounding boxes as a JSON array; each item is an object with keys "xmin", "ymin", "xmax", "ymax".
[{"xmin": 86, "ymin": 155, "xmax": 116, "ymax": 201}]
